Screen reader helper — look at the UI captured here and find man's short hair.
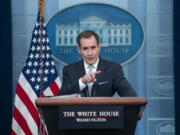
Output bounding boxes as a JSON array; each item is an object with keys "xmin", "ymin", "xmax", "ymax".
[{"xmin": 77, "ymin": 30, "xmax": 99, "ymax": 47}]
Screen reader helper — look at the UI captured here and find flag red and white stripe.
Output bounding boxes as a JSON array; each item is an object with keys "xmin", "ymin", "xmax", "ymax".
[{"xmin": 11, "ymin": 74, "xmax": 61, "ymax": 135}]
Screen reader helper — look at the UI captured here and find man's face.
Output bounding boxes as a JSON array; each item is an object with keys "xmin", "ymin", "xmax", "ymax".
[{"xmin": 79, "ymin": 36, "xmax": 100, "ymax": 65}]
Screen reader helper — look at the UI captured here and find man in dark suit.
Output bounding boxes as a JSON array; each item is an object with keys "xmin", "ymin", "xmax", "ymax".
[{"xmin": 60, "ymin": 30, "xmax": 137, "ymax": 97}]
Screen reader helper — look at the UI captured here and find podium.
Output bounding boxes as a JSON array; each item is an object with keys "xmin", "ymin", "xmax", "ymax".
[{"xmin": 36, "ymin": 97, "xmax": 147, "ymax": 135}]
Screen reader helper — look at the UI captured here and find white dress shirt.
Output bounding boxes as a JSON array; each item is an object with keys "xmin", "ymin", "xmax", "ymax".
[{"xmin": 79, "ymin": 59, "xmax": 99, "ymax": 91}]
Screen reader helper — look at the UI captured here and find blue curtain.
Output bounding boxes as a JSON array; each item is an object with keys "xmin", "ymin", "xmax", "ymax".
[
  {"xmin": 174, "ymin": 0, "xmax": 180, "ymax": 134},
  {"xmin": 0, "ymin": 0, "xmax": 12, "ymax": 134}
]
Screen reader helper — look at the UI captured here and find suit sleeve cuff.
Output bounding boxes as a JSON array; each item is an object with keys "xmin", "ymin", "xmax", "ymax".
[{"xmin": 79, "ymin": 79, "xmax": 86, "ymax": 91}]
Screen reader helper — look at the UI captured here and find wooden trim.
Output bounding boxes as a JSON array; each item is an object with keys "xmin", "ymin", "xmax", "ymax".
[{"xmin": 36, "ymin": 97, "xmax": 147, "ymax": 106}]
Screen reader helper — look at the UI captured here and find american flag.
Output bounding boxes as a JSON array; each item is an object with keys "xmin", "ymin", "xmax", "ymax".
[{"xmin": 11, "ymin": 11, "xmax": 61, "ymax": 135}]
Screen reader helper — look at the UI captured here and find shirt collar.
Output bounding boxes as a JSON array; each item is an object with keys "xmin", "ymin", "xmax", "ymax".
[{"xmin": 84, "ymin": 58, "xmax": 99, "ymax": 69}]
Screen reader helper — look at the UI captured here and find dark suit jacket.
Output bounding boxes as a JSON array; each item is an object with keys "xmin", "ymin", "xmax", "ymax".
[{"xmin": 60, "ymin": 58, "xmax": 137, "ymax": 97}]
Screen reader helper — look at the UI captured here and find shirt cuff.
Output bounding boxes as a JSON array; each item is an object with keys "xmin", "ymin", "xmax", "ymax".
[{"xmin": 79, "ymin": 78, "xmax": 86, "ymax": 91}]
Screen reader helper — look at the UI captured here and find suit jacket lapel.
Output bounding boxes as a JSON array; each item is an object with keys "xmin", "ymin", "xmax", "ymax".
[
  {"xmin": 92, "ymin": 58, "xmax": 106, "ymax": 96},
  {"xmin": 78, "ymin": 60, "xmax": 90, "ymax": 97},
  {"xmin": 97, "ymin": 58, "xmax": 106, "ymax": 73},
  {"xmin": 79, "ymin": 60, "xmax": 86, "ymax": 77}
]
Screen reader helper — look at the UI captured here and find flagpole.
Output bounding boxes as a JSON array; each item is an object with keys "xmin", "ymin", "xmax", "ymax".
[
  {"xmin": 39, "ymin": 0, "xmax": 45, "ymax": 19},
  {"xmin": 38, "ymin": 0, "xmax": 46, "ymax": 92}
]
